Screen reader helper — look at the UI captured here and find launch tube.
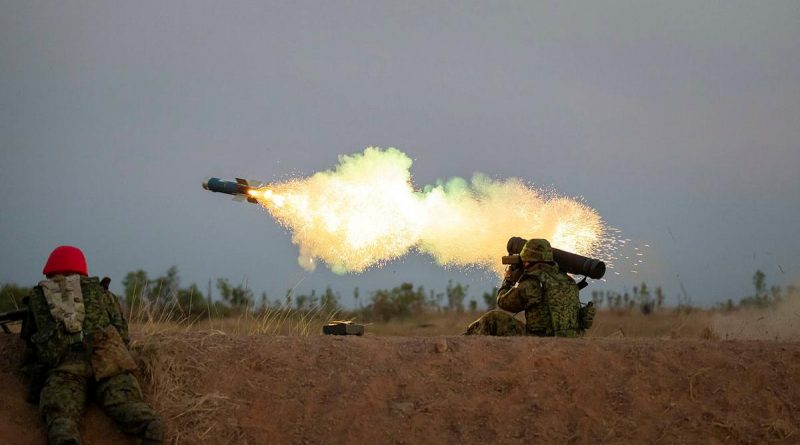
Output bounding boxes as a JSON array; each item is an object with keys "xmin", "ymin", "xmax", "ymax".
[{"xmin": 505, "ymin": 236, "xmax": 606, "ymax": 279}]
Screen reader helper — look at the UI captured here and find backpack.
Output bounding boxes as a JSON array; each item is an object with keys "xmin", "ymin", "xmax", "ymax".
[{"xmin": 528, "ymin": 264, "xmax": 581, "ymax": 337}]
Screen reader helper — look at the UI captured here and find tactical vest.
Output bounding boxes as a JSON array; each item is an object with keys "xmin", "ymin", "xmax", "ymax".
[
  {"xmin": 28, "ymin": 276, "xmax": 113, "ymax": 368},
  {"xmin": 523, "ymin": 263, "xmax": 581, "ymax": 337}
]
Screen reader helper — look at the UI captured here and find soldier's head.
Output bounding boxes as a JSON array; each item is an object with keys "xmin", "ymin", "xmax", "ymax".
[
  {"xmin": 43, "ymin": 245, "xmax": 88, "ymax": 278},
  {"xmin": 519, "ymin": 239, "xmax": 554, "ymax": 265}
]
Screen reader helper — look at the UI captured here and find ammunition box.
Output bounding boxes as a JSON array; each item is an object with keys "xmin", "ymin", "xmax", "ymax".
[{"xmin": 323, "ymin": 321, "xmax": 364, "ymax": 336}]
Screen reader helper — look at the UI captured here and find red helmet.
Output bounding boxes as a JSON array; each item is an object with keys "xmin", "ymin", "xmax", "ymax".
[{"xmin": 43, "ymin": 246, "xmax": 88, "ymax": 277}]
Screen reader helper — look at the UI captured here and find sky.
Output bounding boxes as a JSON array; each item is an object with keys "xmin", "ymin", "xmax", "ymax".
[{"xmin": 1, "ymin": 1, "xmax": 798, "ymax": 307}]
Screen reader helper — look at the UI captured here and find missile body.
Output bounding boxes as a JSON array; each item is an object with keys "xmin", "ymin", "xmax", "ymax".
[{"xmin": 202, "ymin": 177, "xmax": 263, "ymax": 204}]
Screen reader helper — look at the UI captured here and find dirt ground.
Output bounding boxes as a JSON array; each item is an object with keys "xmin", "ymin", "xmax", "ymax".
[{"xmin": 1, "ymin": 333, "xmax": 799, "ymax": 445}]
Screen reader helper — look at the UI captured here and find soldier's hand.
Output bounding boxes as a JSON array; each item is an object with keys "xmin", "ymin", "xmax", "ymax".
[
  {"xmin": 505, "ymin": 265, "xmax": 523, "ymax": 282},
  {"xmin": 504, "ymin": 265, "xmax": 518, "ymax": 279}
]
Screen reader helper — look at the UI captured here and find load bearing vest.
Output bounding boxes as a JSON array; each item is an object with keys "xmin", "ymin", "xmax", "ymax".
[{"xmin": 40, "ymin": 274, "xmax": 86, "ymax": 333}]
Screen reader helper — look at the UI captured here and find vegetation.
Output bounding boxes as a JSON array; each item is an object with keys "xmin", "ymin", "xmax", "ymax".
[
  {"xmin": 591, "ymin": 282, "xmax": 667, "ymax": 314},
  {"xmin": 116, "ymin": 267, "xmax": 482, "ymax": 325},
  {"xmin": 731, "ymin": 269, "xmax": 796, "ymax": 309},
  {"xmin": 2, "ymin": 267, "xmax": 797, "ymax": 339},
  {"xmin": 589, "ymin": 270, "xmax": 796, "ymax": 315},
  {"xmin": 0, "ymin": 283, "xmax": 29, "ymax": 313}
]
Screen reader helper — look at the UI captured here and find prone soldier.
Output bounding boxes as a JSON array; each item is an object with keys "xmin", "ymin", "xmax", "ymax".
[{"xmin": 21, "ymin": 245, "xmax": 163, "ymax": 445}]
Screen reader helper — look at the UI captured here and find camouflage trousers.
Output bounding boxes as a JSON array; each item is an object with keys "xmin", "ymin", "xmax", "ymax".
[
  {"xmin": 39, "ymin": 360, "xmax": 163, "ymax": 445},
  {"xmin": 465, "ymin": 310, "xmax": 526, "ymax": 336},
  {"xmin": 465, "ymin": 310, "xmax": 581, "ymax": 337}
]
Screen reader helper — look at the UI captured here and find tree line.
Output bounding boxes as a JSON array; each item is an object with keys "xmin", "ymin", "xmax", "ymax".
[
  {"xmin": 2, "ymin": 268, "xmax": 795, "ymax": 320},
  {"xmin": 117, "ymin": 266, "xmax": 483, "ymax": 322},
  {"xmin": 590, "ymin": 270, "xmax": 796, "ymax": 314}
]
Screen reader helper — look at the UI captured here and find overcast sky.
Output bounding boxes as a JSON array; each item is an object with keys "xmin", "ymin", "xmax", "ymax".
[{"xmin": 2, "ymin": 1, "xmax": 798, "ymax": 307}]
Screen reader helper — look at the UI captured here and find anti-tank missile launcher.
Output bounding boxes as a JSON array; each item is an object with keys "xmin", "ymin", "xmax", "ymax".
[{"xmin": 502, "ymin": 236, "xmax": 606, "ymax": 279}]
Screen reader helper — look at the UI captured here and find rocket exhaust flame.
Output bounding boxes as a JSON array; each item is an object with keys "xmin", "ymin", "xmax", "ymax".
[{"xmin": 246, "ymin": 147, "xmax": 610, "ymax": 276}]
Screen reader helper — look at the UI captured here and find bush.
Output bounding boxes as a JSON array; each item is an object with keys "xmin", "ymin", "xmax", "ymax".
[{"xmin": 0, "ymin": 283, "xmax": 30, "ymax": 313}]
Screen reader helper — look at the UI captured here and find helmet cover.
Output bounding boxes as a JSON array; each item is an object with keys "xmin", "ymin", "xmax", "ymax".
[
  {"xmin": 520, "ymin": 239, "xmax": 554, "ymax": 263},
  {"xmin": 43, "ymin": 245, "xmax": 88, "ymax": 277}
]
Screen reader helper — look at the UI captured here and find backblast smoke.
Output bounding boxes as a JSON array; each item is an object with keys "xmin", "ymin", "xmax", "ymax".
[{"xmin": 247, "ymin": 147, "xmax": 610, "ymax": 276}]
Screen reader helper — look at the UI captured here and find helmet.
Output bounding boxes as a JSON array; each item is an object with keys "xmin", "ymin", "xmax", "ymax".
[
  {"xmin": 520, "ymin": 239, "xmax": 553, "ymax": 263},
  {"xmin": 43, "ymin": 246, "xmax": 88, "ymax": 277}
]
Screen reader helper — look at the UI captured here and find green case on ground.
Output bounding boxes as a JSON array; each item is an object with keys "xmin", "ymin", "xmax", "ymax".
[{"xmin": 323, "ymin": 321, "xmax": 364, "ymax": 336}]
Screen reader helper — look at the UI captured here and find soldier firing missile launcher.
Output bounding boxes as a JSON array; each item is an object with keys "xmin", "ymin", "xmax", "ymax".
[{"xmin": 202, "ymin": 177, "xmax": 265, "ymax": 204}]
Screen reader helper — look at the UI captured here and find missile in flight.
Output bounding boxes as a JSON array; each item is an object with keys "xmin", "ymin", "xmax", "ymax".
[{"xmin": 202, "ymin": 177, "xmax": 265, "ymax": 204}]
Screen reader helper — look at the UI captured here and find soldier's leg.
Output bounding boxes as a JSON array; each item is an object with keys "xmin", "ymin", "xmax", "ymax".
[
  {"xmin": 95, "ymin": 373, "xmax": 163, "ymax": 445},
  {"xmin": 40, "ymin": 370, "xmax": 88, "ymax": 445},
  {"xmin": 465, "ymin": 310, "xmax": 525, "ymax": 336}
]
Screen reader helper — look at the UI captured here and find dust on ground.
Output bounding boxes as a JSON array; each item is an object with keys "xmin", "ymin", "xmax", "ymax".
[
  {"xmin": 2, "ymin": 333, "xmax": 799, "ymax": 444},
  {"xmin": 712, "ymin": 296, "xmax": 800, "ymax": 340}
]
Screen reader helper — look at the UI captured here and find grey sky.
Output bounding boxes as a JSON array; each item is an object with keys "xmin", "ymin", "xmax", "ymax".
[{"xmin": 2, "ymin": 1, "xmax": 798, "ymax": 307}]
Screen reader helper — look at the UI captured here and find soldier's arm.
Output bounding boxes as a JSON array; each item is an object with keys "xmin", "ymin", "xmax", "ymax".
[
  {"xmin": 496, "ymin": 282, "xmax": 527, "ymax": 313},
  {"xmin": 497, "ymin": 278, "xmax": 543, "ymax": 313},
  {"xmin": 103, "ymin": 289, "xmax": 131, "ymax": 344}
]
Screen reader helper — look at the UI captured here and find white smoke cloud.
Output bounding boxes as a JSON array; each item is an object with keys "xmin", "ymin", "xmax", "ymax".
[{"xmin": 255, "ymin": 147, "xmax": 609, "ymax": 276}]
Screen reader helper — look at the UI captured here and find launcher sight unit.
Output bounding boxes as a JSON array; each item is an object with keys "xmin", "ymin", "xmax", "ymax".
[{"xmin": 502, "ymin": 236, "xmax": 606, "ymax": 280}]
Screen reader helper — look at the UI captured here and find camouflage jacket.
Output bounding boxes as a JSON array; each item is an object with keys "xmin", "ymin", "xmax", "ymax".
[
  {"xmin": 496, "ymin": 262, "xmax": 581, "ymax": 337},
  {"xmin": 22, "ymin": 276, "xmax": 130, "ymax": 369}
]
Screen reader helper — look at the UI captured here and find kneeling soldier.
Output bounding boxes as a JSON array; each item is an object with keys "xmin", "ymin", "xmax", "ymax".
[{"xmin": 466, "ymin": 239, "xmax": 594, "ymax": 337}]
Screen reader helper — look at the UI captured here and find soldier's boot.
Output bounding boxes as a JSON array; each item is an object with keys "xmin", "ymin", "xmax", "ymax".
[
  {"xmin": 464, "ymin": 318, "xmax": 481, "ymax": 335},
  {"xmin": 96, "ymin": 373, "xmax": 163, "ymax": 444},
  {"xmin": 465, "ymin": 313, "xmax": 496, "ymax": 335},
  {"xmin": 140, "ymin": 418, "xmax": 164, "ymax": 445},
  {"xmin": 47, "ymin": 417, "xmax": 82, "ymax": 445}
]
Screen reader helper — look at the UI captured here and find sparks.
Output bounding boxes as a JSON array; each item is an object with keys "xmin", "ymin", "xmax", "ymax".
[{"xmin": 250, "ymin": 147, "xmax": 612, "ymax": 275}]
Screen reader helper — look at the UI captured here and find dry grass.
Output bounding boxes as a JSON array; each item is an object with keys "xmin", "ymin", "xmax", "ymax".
[
  {"xmin": 133, "ymin": 332, "xmax": 245, "ymax": 443},
  {"xmin": 112, "ymin": 303, "xmax": 799, "ymax": 443},
  {"xmin": 585, "ymin": 310, "xmax": 715, "ymax": 338},
  {"xmin": 120, "ymin": 320, "xmax": 800, "ymax": 444},
  {"xmin": 120, "ymin": 300, "xmax": 798, "ymax": 443},
  {"xmin": 348, "ymin": 309, "xmax": 717, "ymax": 338},
  {"xmin": 711, "ymin": 295, "xmax": 800, "ymax": 340},
  {"xmin": 125, "ymin": 306, "xmax": 348, "ymax": 442},
  {"xmin": 128, "ymin": 303, "xmax": 340, "ymax": 337},
  {"xmin": 362, "ymin": 311, "xmax": 481, "ymax": 336},
  {"xmin": 346, "ymin": 305, "xmax": 798, "ymax": 340}
]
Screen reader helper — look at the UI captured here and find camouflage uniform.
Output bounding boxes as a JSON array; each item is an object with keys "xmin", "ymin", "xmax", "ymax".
[
  {"xmin": 466, "ymin": 239, "xmax": 584, "ymax": 337},
  {"xmin": 23, "ymin": 275, "xmax": 163, "ymax": 445}
]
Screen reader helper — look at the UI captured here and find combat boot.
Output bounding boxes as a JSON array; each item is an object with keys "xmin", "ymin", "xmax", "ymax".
[
  {"xmin": 47, "ymin": 417, "xmax": 82, "ymax": 445},
  {"xmin": 140, "ymin": 418, "xmax": 164, "ymax": 445}
]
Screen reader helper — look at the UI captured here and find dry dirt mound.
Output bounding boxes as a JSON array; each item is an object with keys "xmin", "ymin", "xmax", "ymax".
[{"xmin": 1, "ymin": 334, "xmax": 799, "ymax": 444}]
